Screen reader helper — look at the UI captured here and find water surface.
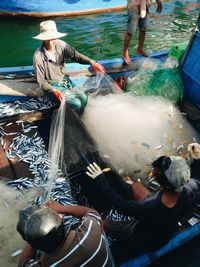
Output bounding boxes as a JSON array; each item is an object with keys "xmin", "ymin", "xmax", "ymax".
[{"xmin": 0, "ymin": 0, "xmax": 199, "ymax": 67}]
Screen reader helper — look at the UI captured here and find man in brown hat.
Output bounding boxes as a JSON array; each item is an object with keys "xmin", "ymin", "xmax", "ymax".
[{"xmin": 33, "ymin": 20, "xmax": 105, "ymax": 114}]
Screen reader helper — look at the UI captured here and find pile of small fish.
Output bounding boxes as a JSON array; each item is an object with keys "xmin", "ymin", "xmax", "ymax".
[
  {"xmin": 3, "ymin": 120, "xmax": 75, "ymax": 203},
  {"xmin": 0, "ymin": 97, "xmax": 130, "ymax": 256},
  {"xmin": 0, "ymin": 97, "xmax": 78, "ymax": 231},
  {"xmin": 0, "ymin": 97, "xmax": 55, "ymax": 117}
]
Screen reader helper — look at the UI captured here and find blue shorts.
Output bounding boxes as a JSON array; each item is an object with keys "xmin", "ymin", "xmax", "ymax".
[{"xmin": 127, "ymin": 9, "xmax": 148, "ymax": 35}]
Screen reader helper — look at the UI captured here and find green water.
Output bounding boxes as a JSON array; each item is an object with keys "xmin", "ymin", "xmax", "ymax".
[{"xmin": 0, "ymin": 0, "xmax": 199, "ymax": 67}]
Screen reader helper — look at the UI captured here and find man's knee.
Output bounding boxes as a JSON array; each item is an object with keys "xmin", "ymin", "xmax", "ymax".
[
  {"xmin": 126, "ymin": 32, "xmax": 132, "ymax": 37},
  {"xmin": 67, "ymin": 97, "xmax": 82, "ymax": 112}
]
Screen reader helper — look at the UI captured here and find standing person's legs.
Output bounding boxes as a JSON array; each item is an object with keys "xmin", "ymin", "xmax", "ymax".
[
  {"xmin": 122, "ymin": 10, "xmax": 139, "ymax": 65},
  {"xmin": 122, "ymin": 32, "xmax": 132, "ymax": 65},
  {"xmin": 137, "ymin": 16, "xmax": 148, "ymax": 56}
]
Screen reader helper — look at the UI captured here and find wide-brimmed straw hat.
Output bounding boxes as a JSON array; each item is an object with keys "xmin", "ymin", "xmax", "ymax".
[{"xmin": 33, "ymin": 20, "xmax": 67, "ymax": 41}]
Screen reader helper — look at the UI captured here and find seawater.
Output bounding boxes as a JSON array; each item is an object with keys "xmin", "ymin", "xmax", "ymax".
[{"xmin": 0, "ymin": 0, "xmax": 199, "ymax": 67}]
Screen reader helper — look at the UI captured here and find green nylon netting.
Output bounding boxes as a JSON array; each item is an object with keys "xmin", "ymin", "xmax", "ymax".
[{"xmin": 126, "ymin": 67, "xmax": 184, "ymax": 104}]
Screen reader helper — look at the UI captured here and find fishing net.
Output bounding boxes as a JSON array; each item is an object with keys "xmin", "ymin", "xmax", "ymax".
[
  {"xmin": 82, "ymin": 94, "xmax": 200, "ymax": 181},
  {"xmin": 169, "ymin": 41, "xmax": 188, "ymax": 62},
  {"xmin": 126, "ymin": 59, "xmax": 184, "ymax": 104},
  {"xmin": 48, "ymin": 71, "xmax": 199, "ymax": 185},
  {"xmin": 80, "ymin": 71, "xmax": 122, "ymax": 96},
  {"xmin": 48, "ymin": 73, "xmax": 126, "ymax": 212},
  {"xmin": 48, "ymin": 72, "xmax": 122, "ymax": 174},
  {"xmin": 1, "ymin": 70, "xmax": 199, "ymax": 265}
]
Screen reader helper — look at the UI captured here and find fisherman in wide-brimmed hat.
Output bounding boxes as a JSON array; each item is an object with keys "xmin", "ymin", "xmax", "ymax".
[
  {"xmin": 85, "ymin": 156, "xmax": 200, "ymax": 258},
  {"xmin": 33, "ymin": 20, "xmax": 105, "ymax": 114}
]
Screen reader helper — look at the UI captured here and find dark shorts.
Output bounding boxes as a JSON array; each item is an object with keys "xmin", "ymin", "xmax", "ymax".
[{"xmin": 127, "ymin": 9, "xmax": 148, "ymax": 35}]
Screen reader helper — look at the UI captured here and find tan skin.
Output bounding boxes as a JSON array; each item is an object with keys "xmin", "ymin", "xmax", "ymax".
[
  {"xmin": 44, "ymin": 39, "xmax": 57, "ymax": 52},
  {"xmin": 122, "ymin": 1, "xmax": 162, "ymax": 65}
]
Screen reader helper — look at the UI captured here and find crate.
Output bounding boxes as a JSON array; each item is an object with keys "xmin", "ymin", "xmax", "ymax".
[{"xmin": 181, "ymin": 31, "xmax": 200, "ymax": 109}]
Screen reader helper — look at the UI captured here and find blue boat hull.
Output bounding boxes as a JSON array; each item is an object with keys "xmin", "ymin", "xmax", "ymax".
[
  {"xmin": 0, "ymin": 0, "xmax": 126, "ymax": 17},
  {"xmin": 0, "ymin": 50, "xmax": 168, "ymax": 103},
  {"xmin": 1, "ymin": 59, "xmax": 200, "ymax": 267},
  {"xmin": 181, "ymin": 14, "xmax": 200, "ymax": 110}
]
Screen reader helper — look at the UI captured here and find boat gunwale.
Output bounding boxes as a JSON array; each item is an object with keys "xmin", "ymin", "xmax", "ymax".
[{"xmin": 0, "ymin": 6, "xmax": 126, "ymax": 18}]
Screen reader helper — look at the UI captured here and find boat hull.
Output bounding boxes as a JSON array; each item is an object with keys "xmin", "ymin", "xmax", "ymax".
[
  {"xmin": 0, "ymin": 0, "xmax": 126, "ymax": 17},
  {"xmin": 1, "ymin": 54, "xmax": 200, "ymax": 266}
]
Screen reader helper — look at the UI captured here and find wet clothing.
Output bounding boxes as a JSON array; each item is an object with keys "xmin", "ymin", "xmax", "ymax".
[
  {"xmin": 95, "ymin": 174, "xmax": 200, "ymax": 251},
  {"xmin": 52, "ymin": 76, "xmax": 87, "ymax": 113},
  {"xmin": 20, "ymin": 210, "xmax": 114, "ymax": 267},
  {"xmin": 127, "ymin": 0, "xmax": 151, "ymax": 13},
  {"xmin": 33, "ymin": 39, "xmax": 93, "ymax": 112},
  {"xmin": 127, "ymin": 0, "xmax": 149, "ymax": 35},
  {"xmin": 126, "ymin": 0, "xmax": 161, "ymax": 34},
  {"xmin": 127, "ymin": 9, "xmax": 148, "ymax": 35}
]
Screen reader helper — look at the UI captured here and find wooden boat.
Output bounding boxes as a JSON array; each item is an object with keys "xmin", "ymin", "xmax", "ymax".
[
  {"xmin": 0, "ymin": 0, "xmax": 126, "ymax": 18},
  {"xmin": 0, "ymin": 13, "xmax": 200, "ymax": 267}
]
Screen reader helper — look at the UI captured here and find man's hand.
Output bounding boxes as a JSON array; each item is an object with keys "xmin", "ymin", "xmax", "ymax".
[
  {"xmin": 45, "ymin": 200, "xmax": 95, "ymax": 218},
  {"xmin": 45, "ymin": 200, "xmax": 63, "ymax": 213},
  {"xmin": 18, "ymin": 244, "xmax": 37, "ymax": 267},
  {"xmin": 156, "ymin": 1, "xmax": 162, "ymax": 13},
  {"xmin": 52, "ymin": 89, "xmax": 63, "ymax": 102},
  {"xmin": 93, "ymin": 62, "xmax": 106, "ymax": 74},
  {"xmin": 86, "ymin": 162, "xmax": 103, "ymax": 179}
]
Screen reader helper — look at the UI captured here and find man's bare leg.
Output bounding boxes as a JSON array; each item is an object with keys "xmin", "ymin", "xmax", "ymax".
[
  {"xmin": 137, "ymin": 30, "xmax": 148, "ymax": 57},
  {"xmin": 122, "ymin": 32, "xmax": 132, "ymax": 65}
]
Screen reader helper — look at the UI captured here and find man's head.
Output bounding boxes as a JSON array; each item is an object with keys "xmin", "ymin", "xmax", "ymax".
[
  {"xmin": 33, "ymin": 20, "xmax": 66, "ymax": 41},
  {"xmin": 152, "ymin": 156, "xmax": 190, "ymax": 193},
  {"xmin": 17, "ymin": 205, "xmax": 65, "ymax": 252}
]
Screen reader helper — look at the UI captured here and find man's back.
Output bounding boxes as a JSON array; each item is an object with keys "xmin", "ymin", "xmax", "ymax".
[
  {"xmin": 36, "ymin": 211, "xmax": 113, "ymax": 267},
  {"xmin": 127, "ymin": 0, "xmax": 152, "ymax": 11}
]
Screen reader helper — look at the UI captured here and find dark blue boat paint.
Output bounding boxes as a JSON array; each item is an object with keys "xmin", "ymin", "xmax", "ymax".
[
  {"xmin": 0, "ymin": 0, "xmax": 126, "ymax": 14},
  {"xmin": 120, "ymin": 222, "xmax": 200, "ymax": 267},
  {"xmin": 182, "ymin": 30, "xmax": 200, "ymax": 109}
]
